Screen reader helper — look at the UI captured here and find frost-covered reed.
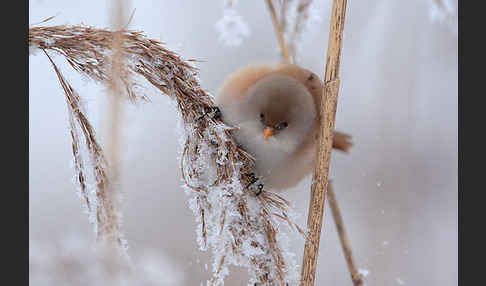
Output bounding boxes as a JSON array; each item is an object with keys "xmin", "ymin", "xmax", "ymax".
[{"xmin": 29, "ymin": 25, "xmax": 304, "ymax": 285}]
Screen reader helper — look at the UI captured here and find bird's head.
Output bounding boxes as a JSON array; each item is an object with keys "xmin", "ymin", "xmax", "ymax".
[{"xmin": 244, "ymin": 74, "xmax": 318, "ymax": 153}]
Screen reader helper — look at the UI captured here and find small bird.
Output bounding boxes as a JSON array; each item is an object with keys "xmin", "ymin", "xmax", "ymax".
[{"xmin": 216, "ymin": 63, "xmax": 352, "ymax": 191}]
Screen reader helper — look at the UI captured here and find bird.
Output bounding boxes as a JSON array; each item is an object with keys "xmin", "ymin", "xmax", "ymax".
[{"xmin": 215, "ymin": 63, "xmax": 352, "ymax": 191}]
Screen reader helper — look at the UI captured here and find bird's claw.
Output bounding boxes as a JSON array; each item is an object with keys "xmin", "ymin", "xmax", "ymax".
[
  {"xmin": 197, "ymin": 106, "xmax": 222, "ymax": 121},
  {"xmin": 245, "ymin": 172, "xmax": 264, "ymax": 196}
]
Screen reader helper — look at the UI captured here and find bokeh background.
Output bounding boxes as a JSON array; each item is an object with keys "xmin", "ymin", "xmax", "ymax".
[{"xmin": 29, "ymin": 0, "xmax": 458, "ymax": 285}]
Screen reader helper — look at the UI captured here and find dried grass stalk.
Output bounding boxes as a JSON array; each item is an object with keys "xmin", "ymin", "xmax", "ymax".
[
  {"xmin": 105, "ymin": 0, "xmax": 127, "ymax": 182},
  {"xmin": 266, "ymin": 0, "xmax": 292, "ymax": 63},
  {"xmin": 42, "ymin": 50, "xmax": 127, "ymax": 254},
  {"xmin": 97, "ymin": 0, "xmax": 129, "ymax": 255},
  {"xmin": 327, "ymin": 182, "xmax": 364, "ymax": 286},
  {"xmin": 278, "ymin": 0, "xmax": 290, "ymax": 34},
  {"xmin": 267, "ymin": 2, "xmax": 358, "ymax": 284},
  {"xmin": 271, "ymin": 0, "xmax": 314, "ymax": 64},
  {"xmin": 30, "ymin": 25, "xmax": 302, "ymax": 285},
  {"xmin": 286, "ymin": 0, "xmax": 313, "ymax": 63},
  {"xmin": 300, "ymin": 0, "xmax": 348, "ymax": 285}
]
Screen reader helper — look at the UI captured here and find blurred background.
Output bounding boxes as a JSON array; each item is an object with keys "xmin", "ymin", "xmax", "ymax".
[{"xmin": 29, "ymin": 0, "xmax": 457, "ymax": 285}]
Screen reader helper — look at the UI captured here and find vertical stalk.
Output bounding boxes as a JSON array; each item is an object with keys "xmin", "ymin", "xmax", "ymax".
[
  {"xmin": 300, "ymin": 0, "xmax": 348, "ymax": 285},
  {"xmin": 100, "ymin": 0, "xmax": 128, "ymax": 253}
]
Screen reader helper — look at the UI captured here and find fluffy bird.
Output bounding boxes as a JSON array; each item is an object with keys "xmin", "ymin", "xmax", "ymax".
[{"xmin": 216, "ymin": 63, "xmax": 352, "ymax": 191}]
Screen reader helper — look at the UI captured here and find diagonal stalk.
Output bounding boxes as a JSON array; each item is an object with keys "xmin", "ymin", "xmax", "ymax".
[
  {"xmin": 328, "ymin": 182, "xmax": 364, "ymax": 286},
  {"xmin": 265, "ymin": 0, "xmax": 292, "ymax": 63}
]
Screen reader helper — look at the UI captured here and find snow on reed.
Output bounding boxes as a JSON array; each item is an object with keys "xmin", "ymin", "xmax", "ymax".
[{"xmin": 29, "ymin": 25, "xmax": 304, "ymax": 285}]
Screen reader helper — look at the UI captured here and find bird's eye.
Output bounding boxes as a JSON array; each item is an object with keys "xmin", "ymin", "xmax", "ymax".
[
  {"xmin": 260, "ymin": 113, "xmax": 264, "ymax": 119},
  {"xmin": 275, "ymin": 121, "xmax": 288, "ymax": 130}
]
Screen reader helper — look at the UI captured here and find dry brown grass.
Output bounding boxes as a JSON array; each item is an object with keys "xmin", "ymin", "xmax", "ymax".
[
  {"xmin": 42, "ymin": 50, "xmax": 126, "ymax": 253},
  {"xmin": 30, "ymin": 24, "xmax": 304, "ymax": 285}
]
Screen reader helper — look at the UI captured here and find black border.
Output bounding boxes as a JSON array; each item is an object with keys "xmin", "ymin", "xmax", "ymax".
[
  {"xmin": 5, "ymin": 0, "xmax": 28, "ymax": 284},
  {"xmin": 22, "ymin": 1, "xmax": 462, "ymax": 285}
]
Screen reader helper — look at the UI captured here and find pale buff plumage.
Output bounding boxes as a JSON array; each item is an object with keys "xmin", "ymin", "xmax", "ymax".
[{"xmin": 216, "ymin": 63, "xmax": 351, "ymax": 190}]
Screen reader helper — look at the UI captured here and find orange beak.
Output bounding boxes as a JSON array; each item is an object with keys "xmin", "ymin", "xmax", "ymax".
[{"xmin": 263, "ymin": 127, "xmax": 275, "ymax": 141}]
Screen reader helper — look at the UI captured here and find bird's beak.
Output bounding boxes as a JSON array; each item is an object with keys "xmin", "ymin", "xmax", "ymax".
[{"xmin": 263, "ymin": 127, "xmax": 275, "ymax": 141}]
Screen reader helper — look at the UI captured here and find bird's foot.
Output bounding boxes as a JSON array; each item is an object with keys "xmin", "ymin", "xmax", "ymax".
[
  {"xmin": 244, "ymin": 172, "xmax": 264, "ymax": 196},
  {"xmin": 197, "ymin": 106, "xmax": 222, "ymax": 121}
]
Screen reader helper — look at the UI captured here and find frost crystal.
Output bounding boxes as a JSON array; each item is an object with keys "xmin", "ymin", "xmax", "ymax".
[{"xmin": 215, "ymin": 1, "xmax": 250, "ymax": 47}]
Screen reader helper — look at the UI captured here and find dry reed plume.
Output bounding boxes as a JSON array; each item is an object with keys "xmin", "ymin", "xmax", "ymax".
[
  {"xmin": 30, "ymin": 25, "xmax": 305, "ymax": 285},
  {"xmin": 270, "ymin": 0, "xmax": 315, "ymax": 64},
  {"xmin": 42, "ymin": 50, "xmax": 128, "ymax": 255},
  {"xmin": 266, "ymin": 0, "xmax": 292, "ymax": 63},
  {"xmin": 285, "ymin": 0, "xmax": 313, "ymax": 63}
]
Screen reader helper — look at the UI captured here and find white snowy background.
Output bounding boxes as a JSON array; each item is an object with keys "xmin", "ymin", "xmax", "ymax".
[{"xmin": 29, "ymin": 0, "xmax": 457, "ymax": 285}]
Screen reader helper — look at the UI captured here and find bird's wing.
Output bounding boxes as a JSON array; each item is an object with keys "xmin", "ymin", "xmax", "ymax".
[{"xmin": 271, "ymin": 63, "xmax": 324, "ymax": 114}]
